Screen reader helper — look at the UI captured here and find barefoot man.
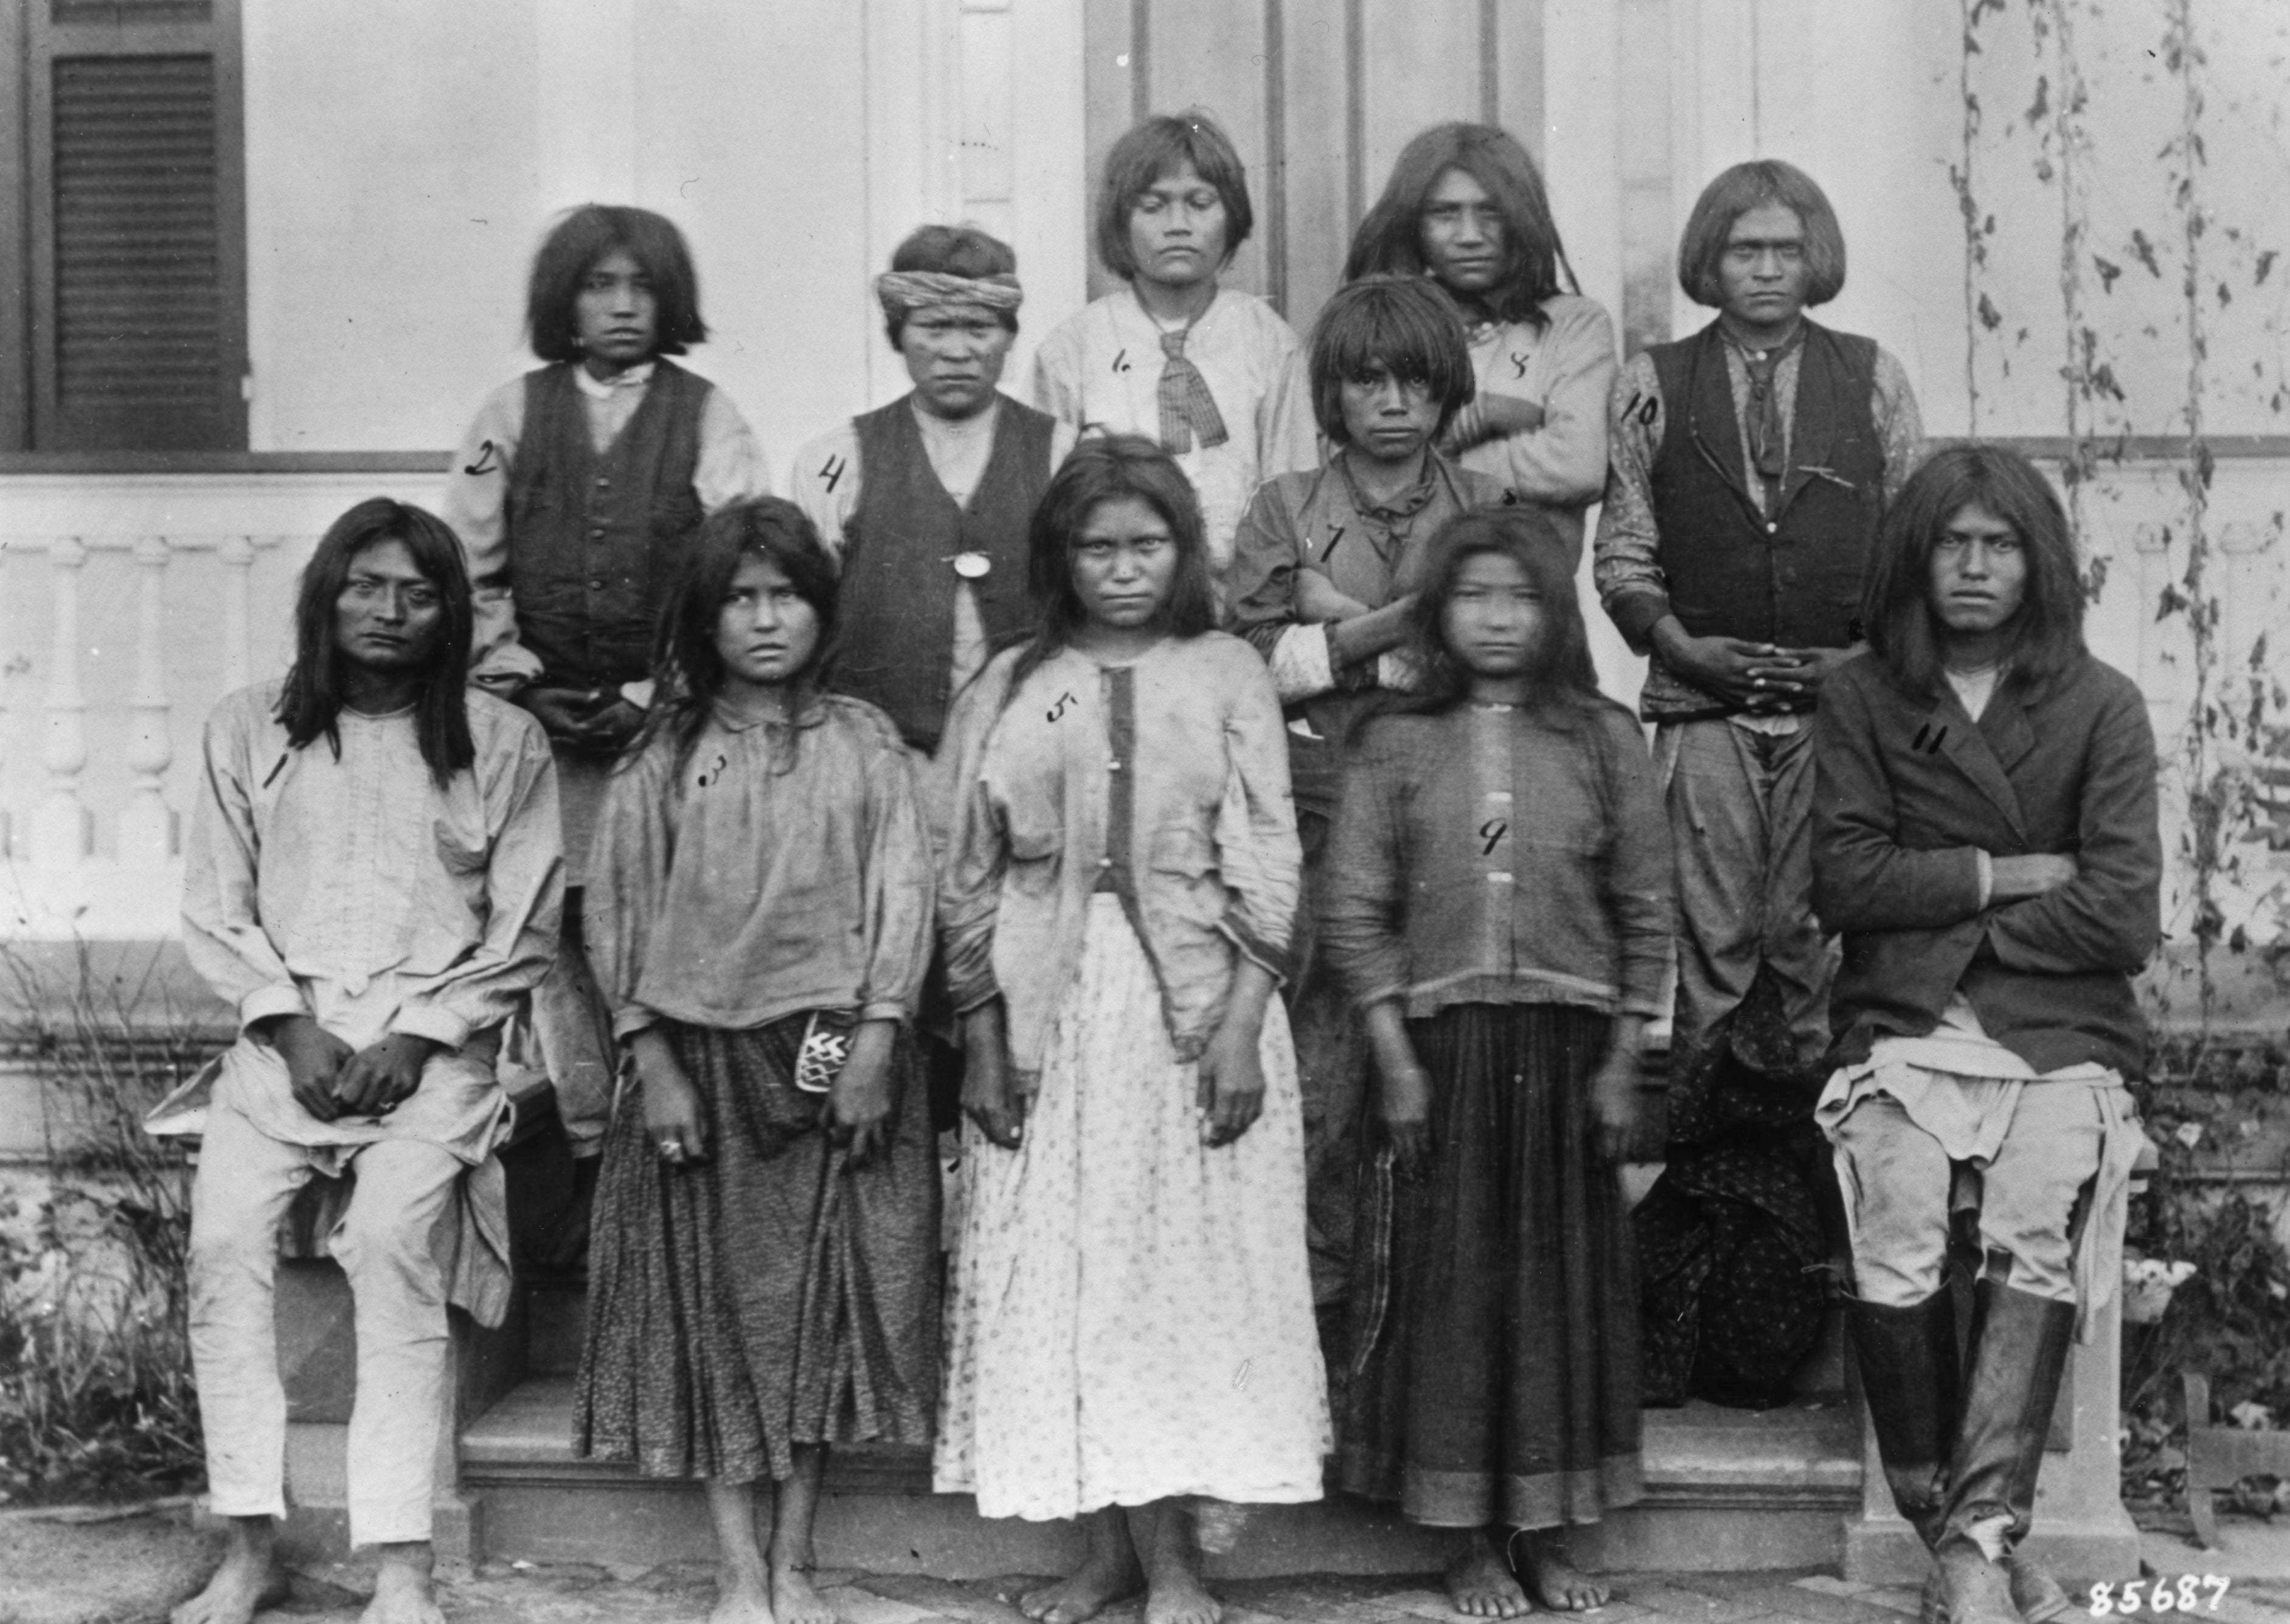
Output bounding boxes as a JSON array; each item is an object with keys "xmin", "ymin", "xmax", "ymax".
[{"xmin": 170, "ymin": 498, "xmax": 561, "ymax": 1624}]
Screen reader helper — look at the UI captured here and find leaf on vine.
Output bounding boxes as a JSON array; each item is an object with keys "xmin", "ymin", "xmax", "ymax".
[
  {"xmin": 2095, "ymin": 255, "xmax": 2123, "ymax": 293},
  {"xmin": 2131, "ymin": 229, "xmax": 2162, "ymax": 276},
  {"xmin": 2027, "ymin": 75, "xmax": 2050, "ymax": 125},
  {"xmin": 2258, "ymin": 250, "xmax": 2278, "ymax": 285},
  {"xmin": 1977, "ymin": 293, "xmax": 2003, "ymax": 331},
  {"xmin": 2159, "ymin": 584, "xmax": 2190, "ymax": 621}
]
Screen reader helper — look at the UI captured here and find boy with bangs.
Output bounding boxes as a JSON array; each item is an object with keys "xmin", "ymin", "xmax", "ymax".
[
  {"xmin": 1229, "ymin": 274, "xmax": 1570, "ymax": 1319},
  {"xmin": 443, "ymin": 204, "xmax": 772, "ymax": 1187},
  {"xmin": 1032, "ymin": 111, "xmax": 1318, "ymax": 588}
]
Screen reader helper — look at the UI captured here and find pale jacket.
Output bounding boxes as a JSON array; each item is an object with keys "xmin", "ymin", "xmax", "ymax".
[{"xmin": 937, "ymin": 634, "xmax": 1300, "ymax": 1083}]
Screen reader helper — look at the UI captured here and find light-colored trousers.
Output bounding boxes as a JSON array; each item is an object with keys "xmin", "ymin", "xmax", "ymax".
[
  {"xmin": 188, "ymin": 1102, "xmax": 462, "ymax": 1546},
  {"xmin": 1656, "ymin": 716, "xmax": 1837, "ymax": 1069},
  {"xmin": 1827, "ymin": 1084, "xmax": 2107, "ymax": 1308}
]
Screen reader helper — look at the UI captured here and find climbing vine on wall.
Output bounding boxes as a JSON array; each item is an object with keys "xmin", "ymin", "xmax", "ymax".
[{"xmin": 1962, "ymin": 0, "xmax": 2290, "ymax": 1033}]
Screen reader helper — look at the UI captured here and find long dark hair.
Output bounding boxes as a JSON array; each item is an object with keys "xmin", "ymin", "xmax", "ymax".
[
  {"xmin": 1401, "ymin": 507, "xmax": 1599, "ymax": 715},
  {"xmin": 1862, "ymin": 442, "xmax": 2086, "ymax": 695},
  {"xmin": 630, "ymin": 498, "xmax": 840, "ymax": 774},
  {"xmin": 1343, "ymin": 122, "xmax": 1573, "ymax": 330},
  {"xmin": 525, "ymin": 204, "xmax": 708, "ymax": 363},
  {"xmin": 1006, "ymin": 436, "xmax": 1218, "ymax": 696},
  {"xmin": 276, "ymin": 498, "xmax": 474, "ymax": 788}
]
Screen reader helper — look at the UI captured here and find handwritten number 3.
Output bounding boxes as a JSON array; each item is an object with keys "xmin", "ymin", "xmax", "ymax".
[{"xmin": 695, "ymin": 749, "xmax": 729, "ymax": 788}]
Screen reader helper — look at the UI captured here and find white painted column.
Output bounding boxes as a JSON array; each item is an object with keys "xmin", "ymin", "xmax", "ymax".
[
  {"xmin": 220, "ymin": 535, "xmax": 256, "ymax": 694},
  {"xmin": 119, "ymin": 537, "xmax": 177, "ymax": 867},
  {"xmin": 31, "ymin": 538, "xmax": 90, "ymax": 868}
]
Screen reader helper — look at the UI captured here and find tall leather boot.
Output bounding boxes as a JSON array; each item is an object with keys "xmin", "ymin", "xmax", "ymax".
[
  {"xmin": 1931, "ymin": 1282, "xmax": 2077, "ymax": 1624},
  {"xmin": 1849, "ymin": 1291, "xmax": 1960, "ymax": 1547}
]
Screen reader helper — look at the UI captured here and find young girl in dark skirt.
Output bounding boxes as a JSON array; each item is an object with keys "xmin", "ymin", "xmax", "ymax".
[
  {"xmin": 575, "ymin": 498, "xmax": 939, "ymax": 1624},
  {"xmin": 1320, "ymin": 510, "xmax": 1670, "ymax": 1618}
]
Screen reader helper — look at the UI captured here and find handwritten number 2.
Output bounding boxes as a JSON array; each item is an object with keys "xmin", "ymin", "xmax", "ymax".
[
  {"xmin": 462, "ymin": 439, "xmax": 499, "ymax": 476},
  {"xmin": 1479, "ymin": 818, "xmax": 1509, "ymax": 856}
]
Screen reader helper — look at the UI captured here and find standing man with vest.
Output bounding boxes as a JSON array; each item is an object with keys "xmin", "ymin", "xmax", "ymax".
[
  {"xmin": 443, "ymin": 206, "xmax": 772, "ymax": 1206},
  {"xmin": 791, "ymin": 225, "xmax": 1076, "ymax": 758},
  {"xmin": 1597, "ymin": 162, "xmax": 1923, "ymax": 1399}
]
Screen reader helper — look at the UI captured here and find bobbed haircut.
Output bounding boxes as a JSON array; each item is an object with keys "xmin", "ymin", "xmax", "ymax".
[
  {"xmin": 633, "ymin": 498, "xmax": 841, "ymax": 774},
  {"xmin": 883, "ymin": 223, "xmax": 1021, "ymax": 347},
  {"xmin": 1093, "ymin": 110, "xmax": 1254, "ymax": 280},
  {"xmin": 1676, "ymin": 159, "xmax": 1847, "ymax": 309},
  {"xmin": 1862, "ymin": 442, "xmax": 2086, "ymax": 696},
  {"xmin": 1308, "ymin": 275, "xmax": 1477, "ymax": 445},
  {"xmin": 526, "ymin": 204, "xmax": 708, "ymax": 364},
  {"xmin": 1007, "ymin": 435, "xmax": 1220, "ymax": 693},
  {"xmin": 1342, "ymin": 122, "xmax": 1573, "ymax": 330},
  {"xmin": 277, "ymin": 498, "xmax": 474, "ymax": 788},
  {"xmin": 1402, "ymin": 506, "xmax": 1600, "ymax": 715}
]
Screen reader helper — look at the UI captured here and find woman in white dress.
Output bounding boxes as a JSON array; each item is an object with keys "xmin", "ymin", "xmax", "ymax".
[{"xmin": 934, "ymin": 437, "xmax": 1329, "ymax": 1624}]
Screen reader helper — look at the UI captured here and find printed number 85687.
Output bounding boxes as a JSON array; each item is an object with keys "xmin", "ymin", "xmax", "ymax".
[{"xmin": 2090, "ymin": 1577, "xmax": 2232, "ymax": 1615}]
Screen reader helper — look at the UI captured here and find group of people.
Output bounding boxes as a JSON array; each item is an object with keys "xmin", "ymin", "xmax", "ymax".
[{"xmin": 158, "ymin": 106, "xmax": 2159, "ymax": 1624}]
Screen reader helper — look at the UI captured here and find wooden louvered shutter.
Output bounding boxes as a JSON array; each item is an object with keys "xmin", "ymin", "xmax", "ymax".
[{"xmin": 19, "ymin": 0, "xmax": 246, "ymax": 451}]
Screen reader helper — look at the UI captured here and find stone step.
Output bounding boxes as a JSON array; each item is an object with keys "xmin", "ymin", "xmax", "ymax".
[{"xmin": 460, "ymin": 1376, "xmax": 1863, "ymax": 1575}]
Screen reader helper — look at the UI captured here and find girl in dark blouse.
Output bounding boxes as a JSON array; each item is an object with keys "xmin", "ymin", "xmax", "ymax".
[{"xmin": 1322, "ymin": 509, "xmax": 1671, "ymax": 1618}]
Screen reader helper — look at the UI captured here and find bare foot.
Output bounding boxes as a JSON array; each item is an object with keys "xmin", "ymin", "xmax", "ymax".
[
  {"xmin": 1446, "ymin": 1530, "xmax": 1532, "ymax": 1619},
  {"xmin": 1518, "ymin": 1533, "xmax": 1609, "ymax": 1611},
  {"xmin": 360, "ymin": 1544, "xmax": 445, "ymax": 1624},
  {"xmin": 710, "ymin": 1567, "xmax": 777, "ymax": 1624},
  {"xmin": 1020, "ymin": 1551, "xmax": 1142, "ymax": 1624},
  {"xmin": 173, "ymin": 1519, "xmax": 290, "ymax": 1624},
  {"xmin": 771, "ymin": 1563, "xmax": 838, "ymax": 1624},
  {"xmin": 1142, "ymin": 1561, "xmax": 1222, "ymax": 1624}
]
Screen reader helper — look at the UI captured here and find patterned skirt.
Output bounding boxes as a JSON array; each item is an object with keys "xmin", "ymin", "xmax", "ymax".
[
  {"xmin": 574, "ymin": 1015, "xmax": 941, "ymax": 1483},
  {"xmin": 933, "ymin": 896, "xmax": 1331, "ymax": 1521},
  {"xmin": 1339, "ymin": 1002, "xmax": 1643, "ymax": 1530}
]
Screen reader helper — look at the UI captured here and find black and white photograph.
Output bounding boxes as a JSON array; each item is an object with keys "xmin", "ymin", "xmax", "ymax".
[{"xmin": 2, "ymin": 4, "xmax": 2289, "ymax": 1623}]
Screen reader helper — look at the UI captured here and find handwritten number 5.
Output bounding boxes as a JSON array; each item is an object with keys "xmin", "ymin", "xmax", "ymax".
[{"xmin": 1046, "ymin": 691, "xmax": 1075, "ymax": 723}]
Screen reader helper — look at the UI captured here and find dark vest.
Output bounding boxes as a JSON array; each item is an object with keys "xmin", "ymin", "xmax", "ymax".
[
  {"xmin": 1647, "ymin": 319, "xmax": 1885, "ymax": 679},
  {"xmin": 833, "ymin": 395, "xmax": 1056, "ymax": 752},
  {"xmin": 505, "ymin": 359, "xmax": 709, "ymax": 690}
]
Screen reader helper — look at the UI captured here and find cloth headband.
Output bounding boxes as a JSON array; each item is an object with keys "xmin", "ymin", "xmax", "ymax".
[{"xmin": 875, "ymin": 269, "xmax": 1024, "ymax": 320}]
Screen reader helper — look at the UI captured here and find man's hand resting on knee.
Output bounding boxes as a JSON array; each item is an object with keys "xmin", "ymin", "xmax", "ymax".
[
  {"xmin": 254, "ymin": 1013, "xmax": 355, "ymax": 1122},
  {"xmin": 335, "ymin": 1033, "xmax": 444, "ymax": 1117}
]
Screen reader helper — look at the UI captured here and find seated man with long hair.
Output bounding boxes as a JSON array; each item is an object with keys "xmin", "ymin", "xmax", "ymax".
[{"xmin": 167, "ymin": 499, "xmax": 561, "ymax": 1624}]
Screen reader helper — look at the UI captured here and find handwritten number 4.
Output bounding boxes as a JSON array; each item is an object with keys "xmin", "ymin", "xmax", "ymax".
[{"xmin": 819, "ymin": 454, "xmax": 847, "ymax": 493}]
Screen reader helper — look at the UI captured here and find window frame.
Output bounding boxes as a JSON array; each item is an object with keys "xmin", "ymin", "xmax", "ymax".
[{"xmin": 0, "ymin": 0, "xmax": 248, "ymax": 454}]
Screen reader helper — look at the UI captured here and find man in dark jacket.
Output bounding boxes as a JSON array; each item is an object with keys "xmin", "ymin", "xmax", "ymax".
[{"xmin": 1811, "ymin": 443, "xmax": 2159, "ymax": 1624}]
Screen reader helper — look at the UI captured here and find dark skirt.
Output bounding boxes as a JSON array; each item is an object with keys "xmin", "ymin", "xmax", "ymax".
[
  {"xmin": 573, "ymin": 1015, "xmax": 942, "ymax": 1483},
  {"xmin": 1338, "ymin": 1002, "xmax": 1644, "ymax": 1530}
]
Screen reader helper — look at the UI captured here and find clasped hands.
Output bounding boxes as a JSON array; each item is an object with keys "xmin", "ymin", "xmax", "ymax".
[
  {"xmin": 257, "ymin": 1014, "xmax": 441, "ymax": 1123},
  {"xmin": 1651, "ymin": 617, "xmax": 1858, "ymax": 710}
]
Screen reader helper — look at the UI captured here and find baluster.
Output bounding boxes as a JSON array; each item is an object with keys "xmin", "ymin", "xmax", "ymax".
[
  {"xmin": 219, "ymin": 534, "xmax": 255, "ymax": 693},
  {"xmin": 119, "ymin": 536, "xmax": 176, "ymax": 866},
  {"xmin": 31, "ymin": 536, "xmax": 89, "ymax": 867}
]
